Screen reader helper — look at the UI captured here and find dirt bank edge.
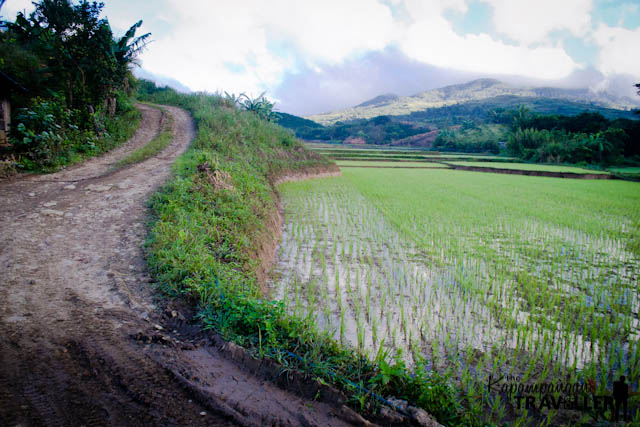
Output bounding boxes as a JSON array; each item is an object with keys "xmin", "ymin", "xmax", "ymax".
[{"xmin": 254, "ymin": 164, "xmax": 341, "ymax": 291}]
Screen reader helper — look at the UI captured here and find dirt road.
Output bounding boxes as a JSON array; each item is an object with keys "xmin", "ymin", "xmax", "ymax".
[{"xmin": 0, "ymin": 104, "xmax": 357, "ymax": 426}]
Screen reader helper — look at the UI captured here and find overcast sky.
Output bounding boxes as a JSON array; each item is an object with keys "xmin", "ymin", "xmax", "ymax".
[{"xmin": 3, "ymin": 0, "xmax": 639, "ymax": 115}]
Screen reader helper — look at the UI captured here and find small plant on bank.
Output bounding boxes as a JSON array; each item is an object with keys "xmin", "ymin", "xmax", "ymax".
[{"xmin": 239, "ymin": 92, "xmax": 276, "ymax": 122}]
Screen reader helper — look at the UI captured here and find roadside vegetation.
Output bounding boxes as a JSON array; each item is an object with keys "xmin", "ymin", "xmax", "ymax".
[{"xmin": 0, "ymin": 0, "xmax": 148, "ymax": 172}]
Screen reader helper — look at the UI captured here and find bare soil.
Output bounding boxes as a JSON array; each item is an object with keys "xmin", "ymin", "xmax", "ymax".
[{"xmin": 0, "ymin": 104, "xmax": 363, "ymax": 427}]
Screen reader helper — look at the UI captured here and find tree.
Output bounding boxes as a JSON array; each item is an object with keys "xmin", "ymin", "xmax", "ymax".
[{"xmin": 4, "ymin": 0, "xmax": 149, "ymax": 117}]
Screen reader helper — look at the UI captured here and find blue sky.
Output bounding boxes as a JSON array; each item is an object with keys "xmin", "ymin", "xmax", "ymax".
[{"xmin": 3, "ymin": 0, "xmax": 639, "ymax": 115}]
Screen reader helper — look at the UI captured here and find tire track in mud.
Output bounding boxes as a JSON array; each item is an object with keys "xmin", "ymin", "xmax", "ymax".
[{"xmin": 0, "ymin": 104, "xmax": 359, "ymax": 426}]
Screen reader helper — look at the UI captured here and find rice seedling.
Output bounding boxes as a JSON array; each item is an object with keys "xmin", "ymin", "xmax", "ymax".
[{"xmin": 270, "ymin": 167, "xmax": 640, "ymax": 425}]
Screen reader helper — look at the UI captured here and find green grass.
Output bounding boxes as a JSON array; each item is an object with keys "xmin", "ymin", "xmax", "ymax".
[
  {"xmin": 449, "ymin": 161, "xmax": 609, "ymax": 174},
  {"xmin": 609, "ymin": 167, "xmax": 640, "ymax": 173},
  {"xmin": 608, "ymin": 167, "xmax": 640, "ymax": 179},
  {"xmin": 274, "ymin": 167, "xmax": 640, "ymax": 425},
  {"xmin": 336, "ymin": 160, "xmax": 448, "ymax": 167},
  {"xmin": 115, "ymin": 105, "xmax": 173, "ymax": 168}
]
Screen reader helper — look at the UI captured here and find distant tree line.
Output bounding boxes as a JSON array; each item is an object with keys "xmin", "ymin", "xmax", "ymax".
[
  {"xmin": 432, "ymin": 120, "xmax": 507, "ymax": 154},
  {"xmin": 401, "ymin": 95, "xmax": 636, "ymax": 127},
  {"xmin": 282, "ymin": 114, "xmax": 429, "ymax": 145},
  {"xmin": 0, "ymin": 0, "xmax": 149, "ymax": 168},
  {"xmin": 492, "ymin": 106, "xmax": 640, "ymax": 166}
]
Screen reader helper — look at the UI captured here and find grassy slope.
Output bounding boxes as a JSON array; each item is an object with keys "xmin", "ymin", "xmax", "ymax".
[
  {"xmin": 140, "ymin": 90, "xmax": 475, "ymax": 426},
  {"xmin": 143, "ymin": 92, "xmax": 332, "ymax": 292}
]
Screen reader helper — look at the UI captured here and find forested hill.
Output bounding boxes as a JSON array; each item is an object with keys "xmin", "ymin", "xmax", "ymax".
[
  {"xmin": 274, "ymin": 112, "xmax": 323, "ymax": 130},
  {"xmin": 307, "ymin": 78, "xmax": 639, "ymax": 125}
]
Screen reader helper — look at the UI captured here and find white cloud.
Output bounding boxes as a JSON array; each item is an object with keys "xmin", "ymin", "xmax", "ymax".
[
  {"xmin": 592, "ymin": 24, "xmax": 640, "ymax": 76},
  {"xmin": 139, "ymin": 0, "xmax": 394, "ymax": 96},
  {"xmin": 397, "ymin": 0, "xmax": 578, "ymax": 80},
  {"xmin": 482, "ymin": 0, "xmax": 593, "ymax": 45},
  {"xmin": 1, "ymin": 0, "xmax": 35, "ymax": 19},
  {"xmin": 1, "ymin": 0, "xmax": 615, "ymax": 98},
  {"xmin": 258, "ymin": 0, "xmax": 394, "ymax": 64}
]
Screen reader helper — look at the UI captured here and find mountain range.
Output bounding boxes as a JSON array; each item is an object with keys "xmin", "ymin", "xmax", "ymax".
[{"xmin": 306, "ymin": 78, "xmax": 639, "ymax": 125}]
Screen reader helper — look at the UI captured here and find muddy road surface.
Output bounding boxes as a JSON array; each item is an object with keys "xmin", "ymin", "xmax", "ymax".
[{"xmin": 0, "ymin": 104, "xmax": 358, "ymax": 427}]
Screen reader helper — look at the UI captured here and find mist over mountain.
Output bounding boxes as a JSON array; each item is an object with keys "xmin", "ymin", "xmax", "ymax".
[
  {"xmin": 308, "ymin": 78, "xmax": 639, "ymax": 125},
  {"xmin": 133, "ymin": 68, "xmax": 192, "ymax": 93}
]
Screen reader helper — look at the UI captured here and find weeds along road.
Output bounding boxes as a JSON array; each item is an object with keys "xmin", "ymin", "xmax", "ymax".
[{"xmin": 0, "ymin": 104, "xmax": 355, "ymax": 427}]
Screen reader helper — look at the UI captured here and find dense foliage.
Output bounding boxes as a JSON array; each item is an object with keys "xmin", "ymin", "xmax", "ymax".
[
  {"xmin": 0, "ymin": 0, "xmax": 148, "ymax": 170},
  {"xmin": 493, "ymin": 107, "xmax": 640, "ymax": 166},
  {"xmin": 432, "ymin": 122, "xmax": 507, "ymax": 154},
  {"xmin": 274, "ymin": 111, "xmax": 323, "ymax": 130}
]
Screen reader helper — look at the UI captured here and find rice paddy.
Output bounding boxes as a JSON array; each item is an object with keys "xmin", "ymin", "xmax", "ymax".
[
  {"xmin": 336, "ymin": 160, "xmax": 448, "ymax": 168},
  {"xmin": 270, "ymin": 160, "xmax": 640, "ymax": 424},
  {"xmin": 449, "ymin": 161, "xmax": 610, "ymax": 174}
]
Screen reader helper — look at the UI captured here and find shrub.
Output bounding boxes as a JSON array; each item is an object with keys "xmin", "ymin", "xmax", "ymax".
[{"xmin": 11, "ymin": 97, "xmax": 70, "ymax": 167}]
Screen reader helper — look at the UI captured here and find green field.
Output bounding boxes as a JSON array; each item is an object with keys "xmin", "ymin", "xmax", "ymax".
[
  {"xmin": 309, "ymin": 146, "xmax": 516, "ymax": 163},
  {"xmin": 609, "ymin": 167, "xmax": 640, "ymax": 173},
  {"xmin": 320, "ymin": 152, "xmax": 437, "ymax": 160},
  {"xmin": 449, "ymin": 161, "xmax": 610, "ymax": 174},
  {"xmin": 336, "ymin": 160, "xmax": 448, "ymax": 168},
  {"xmin": 609, "ymin": 167, "xmax": 640, "ymax": 179},
  {"xmin": 273, "ymin": 168, "xmax": 640, "ymax": 425},
  {"xmin": 307, "ymin": 147, "xmax": 433, "ymax": 155}
]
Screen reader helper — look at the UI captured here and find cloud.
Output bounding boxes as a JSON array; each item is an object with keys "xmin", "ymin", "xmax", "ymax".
[
  {"xmin": 482, "ymin": 0, "xmax": 593, "ymax": 45},
  {"xmin": 122, "ymin": 0, "xmax": 594, "ymax": 107},
  {"xmin": 133, "ymin": 67, "xmax": 192, "ymax": 93},
  {"xmin": 1, "ymin": 0, "xmax": 35, "ymax": 19},
  {"xmin": 397, "ymin": 0, "xmax": 578, "ymax": 80},
  {"xmin": 138, "ymin": 0, "xmax": 395, "ymax": 97},
  {"xmin": 2, "ymin": 0, "xmax": 636, "ymax": 113},
  {"xmin": 257, "ymin": 0, "xmax": 394, "ymax": 65},
  {"xmin": 116, "ymin": 0, "xmax": 583, "ymax": 98},
  {"xmin": 274, "ymin": 48, "xmax": 478, "ymax": 115},
  {"xmin": 592, "ymin": 24, "xmax": 640, "ymax": 76}
]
